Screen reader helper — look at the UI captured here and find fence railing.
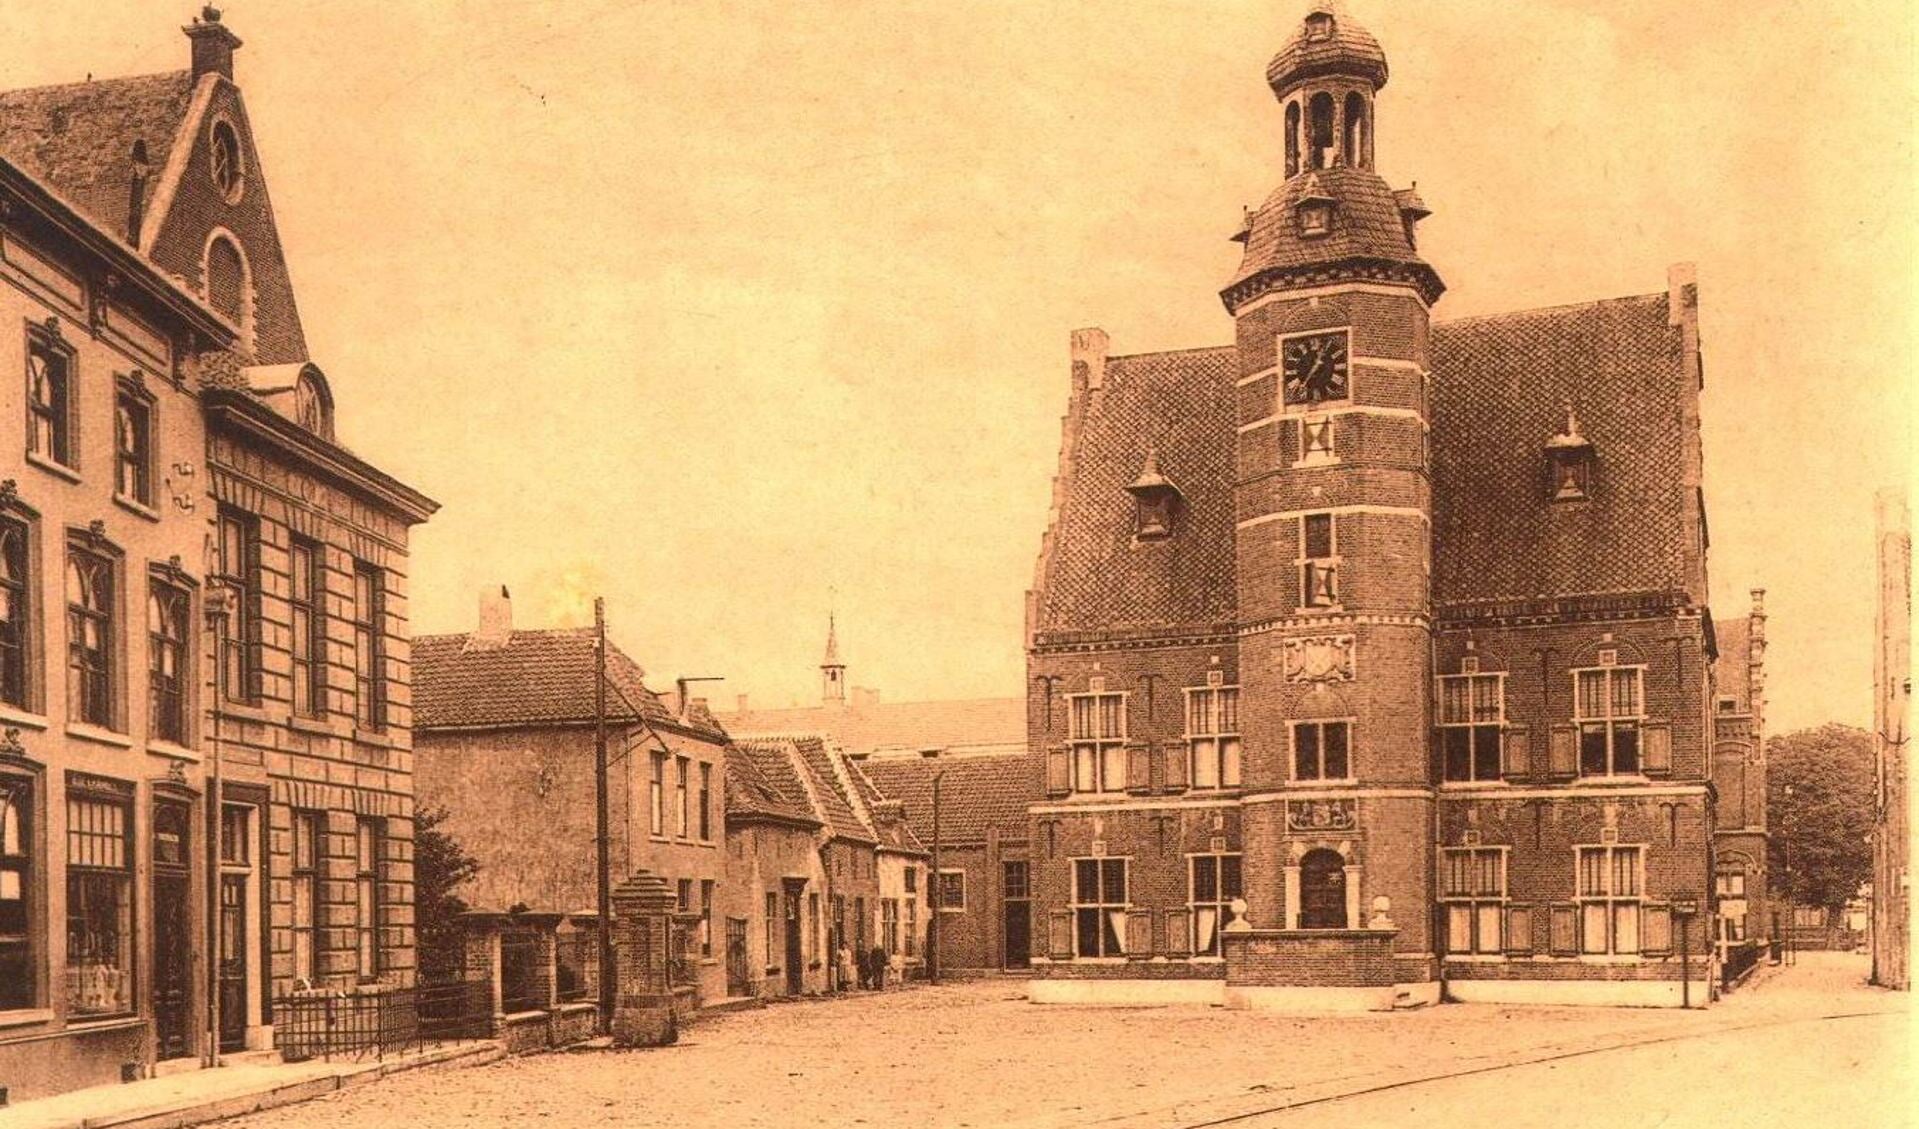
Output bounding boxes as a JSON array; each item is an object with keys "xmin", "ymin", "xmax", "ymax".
[
  {"xmin": 1719, "ymin": 939, "xmax": 1762, "ymax": 988},
  {"xmin": 274, "ymin": 980, "xmax": 491, "ymax": 1063}
]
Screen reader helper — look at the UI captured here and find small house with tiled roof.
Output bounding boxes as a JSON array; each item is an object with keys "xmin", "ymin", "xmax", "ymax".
[
  {"xmin": 857, "ymin": 750, "xmax": 1036, "ymax": 973},
  {"xmin": 720, "ymin": 738, "xmax": 829, "ymax": 999},
  {"xmin": 1022, "ymin": 2, "xmax": 1760, "ymax": 1010},
  {"xmin": 413, "ymin": 588, "xmax": 728, "ymax": 1005}
]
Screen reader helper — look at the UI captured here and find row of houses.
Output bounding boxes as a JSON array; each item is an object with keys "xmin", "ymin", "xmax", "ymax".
[{"xmin": 1, "ymin": 13, "xmax": 438, "ymax": 1101}]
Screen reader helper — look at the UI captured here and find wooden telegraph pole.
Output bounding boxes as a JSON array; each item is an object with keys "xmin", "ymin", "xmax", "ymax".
[{"xmin": 594, "ymin": 598, "xmax": 613, "ymax": 1032}]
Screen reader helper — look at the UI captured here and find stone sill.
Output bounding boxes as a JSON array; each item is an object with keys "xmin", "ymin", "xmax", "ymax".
[
  {"xmin": 67, "ymin": 722, "xmax": 133, "ymax": 749},
  {"xmin": 0, "ymin": 1007, "xmax": 55, "ymax": 1030},
  {"xmin": 113, "ymin": 494, "xmax": 160, "ymax": 523},
  {"xmin": 0, "ymin": 704, "xmax": 50, "ymax": 731},
  {"xmin": 25, "ymin": 451, "xmax": 81, "ymax": 485}
]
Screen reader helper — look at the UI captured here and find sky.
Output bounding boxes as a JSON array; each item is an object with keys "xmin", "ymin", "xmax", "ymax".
[{"xmin": 6, "ymin": 1, "xmax": 1912, "ymax": 733}]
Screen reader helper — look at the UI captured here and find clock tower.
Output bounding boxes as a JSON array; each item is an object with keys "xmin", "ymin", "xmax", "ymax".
[{"xmin": 1227, "ymin": 1, "xmax": 1444, "ymax": 997}]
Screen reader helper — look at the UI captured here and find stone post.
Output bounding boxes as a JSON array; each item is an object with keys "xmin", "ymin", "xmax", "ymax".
[
  {"xmin": 459, "ymin": 912, "xmax": 506, "ymax": 1037},
  {"xmin": 610, "ymin": 874, "xmax": 679, "ymax": 1047}
]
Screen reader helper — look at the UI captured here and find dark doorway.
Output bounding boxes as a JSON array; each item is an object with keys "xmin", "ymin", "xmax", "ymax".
[
  {"xmin": 783, "ymin": 889, "xmax": 804, "ymax": 996},
  {"xmin": 1002, "ymin": 860, "xmax": 1031, "ymax": 969},
  {"xmin": 151, "ymin": 801, "xmax": 193, "ymax": 1060},
  {"xmin": 1298, "ymin": 849, "xmax": 1349, "ymax": 930},
  {"xmin": 725, "ymin": 917, "xmax": 750, "ymax": 997},
  {"xmin": 218, "ymin": 874, "xmax": 248, "ymax": 1052}
]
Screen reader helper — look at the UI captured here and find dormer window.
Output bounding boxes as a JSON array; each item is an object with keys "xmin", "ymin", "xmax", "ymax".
[
  {"xmin": 1299, "ymin": 200, "xmax": 1333, "ymax": 237},
  {"xmin": 1305, "ymin": 11, "xmax": 1335, "ymax": 40},
  {"xmin": 1546, "ymin": 405, "xmax": 1594, "ymax": 501},
  {"xmin": 1124, "ymin": 448, "xmax": 1182, "ymax": 542}
]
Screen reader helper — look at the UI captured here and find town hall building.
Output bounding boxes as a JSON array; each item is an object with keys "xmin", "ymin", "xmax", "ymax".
[{"xmin": 1023, "ymin": 2, "xmax": 1753, "ymax": 1009}]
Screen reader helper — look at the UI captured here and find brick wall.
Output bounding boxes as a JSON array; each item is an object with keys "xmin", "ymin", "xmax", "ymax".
[{"xmin": 1223, "ymin": 930, "xmax": 1398, "ymax": 987}]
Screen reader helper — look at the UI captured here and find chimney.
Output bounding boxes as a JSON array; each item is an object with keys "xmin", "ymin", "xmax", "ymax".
[
  {"xmin": 468, "ymin": 585, "xmax": 512, "ymax": 651},
  {"xmin": 184, "ymin": 7, "xmax": 243, "ymax": 82}
]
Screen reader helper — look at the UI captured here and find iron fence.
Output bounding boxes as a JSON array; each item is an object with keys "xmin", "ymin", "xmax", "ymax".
[
  {"xmin": 1719, "ymin": 939, "xmax": 1762, "ymax": 988},
  {"xmin": 273, "ymin": 980, "xmax": 491, "ymax": 1063}
]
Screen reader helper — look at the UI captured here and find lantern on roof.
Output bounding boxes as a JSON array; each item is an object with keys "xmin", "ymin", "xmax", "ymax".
[
  {"xmin": 1124, "ymin": 448, "xmax": 1183, "ymax": 541},
  {"xmin": 1546, "ymin": 405, "xmax": 1594, "ymax": 501}
]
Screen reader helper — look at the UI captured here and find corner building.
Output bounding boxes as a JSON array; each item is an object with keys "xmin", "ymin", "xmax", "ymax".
[{"xmin": 1027, "ymin": 3, "xmax": 1733, "ymax": 1009}]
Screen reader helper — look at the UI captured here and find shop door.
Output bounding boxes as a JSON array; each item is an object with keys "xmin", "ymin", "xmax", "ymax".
[
  {"xmin": 1002, "ymin": 861, "xmax": 1032, "ymax": 969},
  {"xmin": 151, "ymin": 799, "xmax": 194, "ymax": 1060},
  {"xmin": 784, "ymin": 891, "xmax": 804, "ymax": 995},
  {"xmin": 725, "ymin": 918, "xmax": 750, "ymax": 997},
  {"xmin": 218, "ymin": 873, "xmax": 248, "ymax": 1051}
]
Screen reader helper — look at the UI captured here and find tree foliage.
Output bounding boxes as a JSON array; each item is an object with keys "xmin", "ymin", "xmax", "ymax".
[
  {"xmin": 415, "ymin": 804, "xmax": 481, "ymax": 981},
  {"xmin": 1767, "ymin": 724, "xmax": 1875, "ymax": 912}
]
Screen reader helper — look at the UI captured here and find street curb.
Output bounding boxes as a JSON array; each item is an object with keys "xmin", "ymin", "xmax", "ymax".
[{"xmin": 21, "ymin": 1042, "xmax": 507, "ymax": 1129}]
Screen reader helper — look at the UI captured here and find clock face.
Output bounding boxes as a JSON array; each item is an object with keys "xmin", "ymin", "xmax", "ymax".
[{"xmin": 1281, "ymin": 330, "xmax": 1350, "ymax": 407}]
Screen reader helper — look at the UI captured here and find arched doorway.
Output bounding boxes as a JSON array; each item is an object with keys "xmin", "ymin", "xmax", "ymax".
[{"xmin": 1298, "ymin": 849, "xmax": 1348, "ymax": 929}]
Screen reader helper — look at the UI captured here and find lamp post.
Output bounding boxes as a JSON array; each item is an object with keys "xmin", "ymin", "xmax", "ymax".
[
  {"xmin": 202, "ymin": 582, "xmax": 232, "ymax": 1068},
  {"xmin": 1672, "ymin": 894, "xmax": 1699, "ymax": 1008},
  {"xmin": 921, "ymin": 748, "xmax": 944, "ymax": 985},
  {"xmin": 1782, "ymin": 782, "xmax": 1796, "ymax": 967}
]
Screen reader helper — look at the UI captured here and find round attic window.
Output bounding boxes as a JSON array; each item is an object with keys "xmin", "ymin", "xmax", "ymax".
[{"xmin": 209, "ymin": 120, "xmax": 244, "ymax": 202}]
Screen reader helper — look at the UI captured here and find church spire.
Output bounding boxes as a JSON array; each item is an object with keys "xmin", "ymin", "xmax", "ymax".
[{"xmin": 821, "ymin": 612, "xmax": 846, "ymax": 705}]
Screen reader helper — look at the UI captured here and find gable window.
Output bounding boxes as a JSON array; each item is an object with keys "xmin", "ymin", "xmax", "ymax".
[
  {"xmin": 1576, "ymin": 844, "xmax": 1643, "ymax": 954},
  {"xmin": 1, "ymin": 778, "xmax": 32, "ymax": 1009},
  {"xmin": 66, "ymin": 789, "xmax": 132, "ymax": 1016},
  {"xmin": 0, "ymin": 517, "xmax": 29, "ymax": 710},
  {"xmin": 1190, "ymin": 853, "xmax": 1243, "ymax": 956},
  {"xmin": 1072, "ymin": 858, "xmax": 1128, "ymax": 957},
  {"xmin": 355, "ymin": 817, "xmax": 382, "ymax": 980},
  {"xmin": 1301, "ymin": 513, "xmax": 1338, "ymax": 608},
  {"xmin": 1068, "ymin": 691, "xmax": 1126, "ymax": 794},
  {"xmin": 1186, "ymin": 683, "xmax": 1242, "ymax": 789},
  {"xmin": 146, "ymin": 578, "xmax": 189, "ymax": 745},
  {"xmin": 289, "ymin": 537, "xmax": 325, "ymax": 717},
  {"xmin": 26, "ymin": 327, "xmax": 73, "ymax": 469},
  {"xmin": 215, "ymin": 508, "xmax": 260, "ymax": 704},
  {"xmin": 1440, "ymin": 673, "xmax": 1504, "ymax": 782},
  {"xmin": 1442, "ymin": 847, "xmax": 1506, "ymax": 954},
  {"xmin": 113, "ymin": 383, "xmax": 153, "ymax": 507},
  {"xmin": 66, "ymin": 545, "xmax": 114, "ymax": 728},
  {"xmin": 291, "ymin": 810, "xmax": 322, "ymax": 984},
  {"xmin": 209, "ymin": 120, "xmax": 244, "ymax": 202},
  {"xmin": 1292, "ymin": 719, "xmax": 1351, "ymax": 781},
  {"xmin": 351, "ymin": 562, "xmax": 385, "ymax": 729},
  {"xmin": 1575, "ymin": 666, "xmax": 1643, "ymax": 776}
]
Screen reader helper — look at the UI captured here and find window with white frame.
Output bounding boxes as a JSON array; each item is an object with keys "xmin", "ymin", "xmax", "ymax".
[
  {"xmin": 1576, "ymin": 844, "xmax": 1644, "ymax": 954},
  {"xmin": 1575, "ymin": 666, "xmax": 1643, "ymax": 776},
  {"xmin": 1073, "ymin": 857, "xmax": 1128, "ymax": 958},
  {"xmin": 935, "ymin": 869, "xmax": 966, "ymax": 912},
  {"xmin": 1442, "ymin": 847, "xmax": 1505, "ymax": 954},
  {"xmin": 1301, "ymin": 512, "xmax": 1338, "ymax": 607},
  {"xmin": 1440, "ymin": 673, "xmax": 1504, "ymax": 782},
  {"xmin": 1292, "ymin": 719, "xmax": 1351, "ymax": 781},
  {"xmin": 1190, "ymin": 854, "xmax": 1242, "ymax": 956},
  {"xmin": 1186, "ymin": 683, "xmax": 1242, "ymax": 789},
  {"xmin": 1068, "ymin": 691, "xmax": 1126, "ymax": 793},
  {"xmin": 1715, "ymin": 869, "xmax": 1747, "ymax": 942}
]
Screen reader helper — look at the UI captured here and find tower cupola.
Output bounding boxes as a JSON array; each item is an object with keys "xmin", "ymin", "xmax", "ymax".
[
  {"xmin": 821, "ymin": 613, "xmax": 847, "ymax": 705},
  {"xmin": 1269, "ymin": 2, "xmax": 1384, "ymax": 179}
]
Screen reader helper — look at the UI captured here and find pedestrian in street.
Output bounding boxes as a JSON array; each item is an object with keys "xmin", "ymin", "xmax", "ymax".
[
  {"xmin": 836, "ymin": 941, "xmax": 857, "ymax": 992},
  {"xmin": 868, "ymin": 944, "xmax": 888, "ymax": 990}
]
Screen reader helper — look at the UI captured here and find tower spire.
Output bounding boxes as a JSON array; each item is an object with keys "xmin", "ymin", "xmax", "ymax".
[{"xmin": 821, "ymin": 610, "xmax": 846, "ymax": 705}]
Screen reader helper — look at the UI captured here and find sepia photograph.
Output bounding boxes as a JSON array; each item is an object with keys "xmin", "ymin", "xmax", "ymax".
[{"xmin": 0, "ymin": 1, "xmax": 1912, "ymax": 1126}]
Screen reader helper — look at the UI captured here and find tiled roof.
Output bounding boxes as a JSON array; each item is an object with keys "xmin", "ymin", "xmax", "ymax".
[
  {"xmin": 1229, "ymin": 167, "xmax": 1438, "ymax": 299},
  {"xmin": 724, "ymin": 741, "xmax": 819, "ymax": 826},
  {"xmin": 1714, "ymin": 616, "xmax": 1752, "ymax": 711},
  {"xmin": 845, "ymin": 760, "xmax": 926, "ymax": 853},
  {"xmin": 1430, "ymin": 294, "xmax": 1698, "ymax": 605},
  {"xmin": 715, "ymin": 696, "xmax": 1026, "ymax": 757},
  {"xmin": 856, "ymin": 752, "xmax": 1037, "ymax": 845},
  {"xmin": 734, "ymin": 736, "xmax": 875, "ymax": 844},
  {"xmin": 0, "ymin": 72, "xmax": 196, "ymax": 239},
  {"xmin": 1028, "ymin": 347, "xmax": 1239, "ymax": 638},
  {"xmin": 413, "ymin": 629, "xmax": 721, "ymax": 737}
]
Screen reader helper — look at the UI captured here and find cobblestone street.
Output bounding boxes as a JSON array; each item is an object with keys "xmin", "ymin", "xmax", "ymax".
[{"xmin": 219, "ymin": 955, "xmax": 1906, "ymax": 1129}]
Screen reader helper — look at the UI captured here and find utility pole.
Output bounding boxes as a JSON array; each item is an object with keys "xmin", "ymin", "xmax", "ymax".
[
  {"xmin": 203, "ymin": 585, "xmax": 231, "ymax": 1068},
  {"xmin": 923, "ymin": 747, "xmax": 944, "ymax": 985},
  {"xmin": 594, "ymin": 598, "xmax": 613, "ymax": 1033}
]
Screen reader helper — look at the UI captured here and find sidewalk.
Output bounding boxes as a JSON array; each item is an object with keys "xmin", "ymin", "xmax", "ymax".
[{"xmin": 0, "ymin": 1041, "xmax": 501, "ymax": 1129}]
